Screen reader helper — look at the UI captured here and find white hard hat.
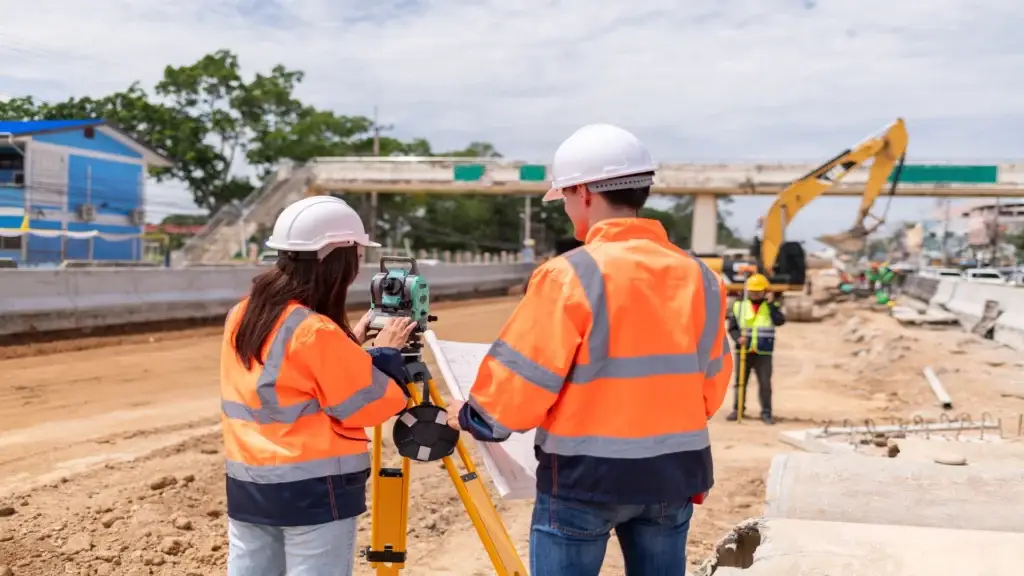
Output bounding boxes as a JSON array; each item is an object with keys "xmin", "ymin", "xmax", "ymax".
[
  {"xmin": 542, "ymin": 124, "xmax": 657, "ymax": 202},
  {"xmin": 265, "ymin": 196, "xmax": 380, "ymax": 258}
]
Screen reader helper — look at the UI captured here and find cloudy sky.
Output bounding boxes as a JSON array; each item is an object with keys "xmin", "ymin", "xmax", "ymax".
[{"xmin": 2, "ymin": 0, "xmax": 1022, "ymax": 243}]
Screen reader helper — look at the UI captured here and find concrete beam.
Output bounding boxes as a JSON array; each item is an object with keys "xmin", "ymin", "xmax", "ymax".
[{"xmin": 309, "ymin": 158, "xmax": 1024, "ymax": 197}]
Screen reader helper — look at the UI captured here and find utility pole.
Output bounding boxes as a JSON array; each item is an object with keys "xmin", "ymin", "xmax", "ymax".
[
  {"xmin": 369, "ymin": 106, "xmax": 393, "ymax": 244},
  {"xmin": 992, "ymin": 197, "xmax": 1002, "ymax": 266},
  {"xmin": 941, "ymin": 199, "xmax": 951, "ymax": 266}
]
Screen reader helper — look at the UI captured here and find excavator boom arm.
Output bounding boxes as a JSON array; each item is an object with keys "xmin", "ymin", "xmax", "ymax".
[{"xmin": 760, "ymin": 118, "xmax": 908, "ymax": 272}]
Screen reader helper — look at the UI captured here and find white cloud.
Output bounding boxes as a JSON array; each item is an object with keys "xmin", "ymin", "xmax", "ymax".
[{"xmin": 1, "ymin": 0, "xmax": 1022, "ymax": 239}]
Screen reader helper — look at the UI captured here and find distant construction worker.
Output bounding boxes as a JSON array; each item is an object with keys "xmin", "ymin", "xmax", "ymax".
[
  {"xmin": 220, "ymin": 196, "xmax": 417, "ymax": 576},
  {"xmin": 446, "ymin": 124, "xmax": 733, "ymax": 576},
  {"xmin": 725, "ymin": 273, "xmax": 786, "ymax": 425}
]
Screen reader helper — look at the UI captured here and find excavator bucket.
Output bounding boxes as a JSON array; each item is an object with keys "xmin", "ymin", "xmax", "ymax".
[
  {"xmin": 816, "ymin": 223, "xmax": 874, "ymax": 255},
  {"xmin": 816, "ymin": 231, "xmax": 869, "ymax": 254}
]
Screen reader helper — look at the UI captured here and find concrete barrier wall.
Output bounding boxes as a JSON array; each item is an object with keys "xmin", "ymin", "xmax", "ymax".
[
  {"xmin": 0, "ymin": 263, "xmax": 535, "ymax": 336},
  {"xmin": 898, "ymin": 274, "xmax": 939, "ymax": 301},
  {"xmin": 899, "ymin": 275, "xmax": 1024, "ymax": 350}
]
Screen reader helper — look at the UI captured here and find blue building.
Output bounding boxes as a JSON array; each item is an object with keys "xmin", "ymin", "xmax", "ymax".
[{"xmin": 0, "ymin": 120, "xmax": 172, "ymax": 265}]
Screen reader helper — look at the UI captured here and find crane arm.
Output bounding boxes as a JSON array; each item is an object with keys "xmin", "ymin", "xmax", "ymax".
[{"xmin": 760, "ymin": 118, "xmax": 908, "ymax": 272}]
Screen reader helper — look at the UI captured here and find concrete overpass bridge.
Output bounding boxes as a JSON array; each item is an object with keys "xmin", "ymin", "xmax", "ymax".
[{"xmin": 182, "ymin": 158, "xmax": 1024, "ymax": 263}]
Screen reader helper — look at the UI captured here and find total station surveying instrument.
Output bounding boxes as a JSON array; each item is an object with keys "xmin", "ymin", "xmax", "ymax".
[{"xmin": 362, "ymin": 256, "xmax": 527, "ymax": 575}]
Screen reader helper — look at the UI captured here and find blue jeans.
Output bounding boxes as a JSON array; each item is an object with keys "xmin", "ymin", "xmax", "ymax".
[
  {"xmin": 227, "ymin": 517, "xmax": 357, "ymax": 576},
  {"xmin": 530, "ymin": 492, "xmax": 693, "ymax": 576}
]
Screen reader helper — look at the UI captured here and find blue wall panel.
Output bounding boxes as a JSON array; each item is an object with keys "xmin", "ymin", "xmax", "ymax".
[
  {"xmin": 23, "ymin": 220, "xmax": 140, "ymax": 263},
  {"xmin": 68, "ymin": 155, "xmax": 142, "ymax": 216},
  {"xmin": 34, "ymin": 129, "xmax": 142, "ymax": 159},
  {"xmin": 67, "ymin": 222, "xmax": 138, "ymax": 260},
  {"xmin": 25, "ymin": 219, "xmax": 61, "ymax": 265},
  {"xmin": 0, "ymin": 187, "xmax": 23, "ymax": 208}
]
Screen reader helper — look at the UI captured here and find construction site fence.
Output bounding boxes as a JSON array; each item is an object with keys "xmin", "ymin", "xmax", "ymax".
[
  {"xmin": 900, "ymin": 274, "xmax": 1024, "ymax": 350},
  {"xmin": 0, "ymin": 262, "xmax": 535, "ymax": 337}
]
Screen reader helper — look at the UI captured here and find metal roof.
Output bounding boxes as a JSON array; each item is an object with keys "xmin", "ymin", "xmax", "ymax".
[
  {"xmin": 0, "ymin": 120, "xmax": 172, "ymax": 168},
  {"xmin": 0, "ymin": 119, "xmax": 103, "ymax": 136}
]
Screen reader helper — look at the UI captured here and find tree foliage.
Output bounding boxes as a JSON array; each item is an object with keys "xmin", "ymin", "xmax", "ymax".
[{"xmin": 0, "ymin": 49, "xmax": 742, "ymax": 254}]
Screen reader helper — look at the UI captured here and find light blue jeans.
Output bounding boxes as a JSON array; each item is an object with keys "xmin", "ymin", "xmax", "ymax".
[{"xmin": 227, "ymin": 517, "xmax": 358, "ymax": 576}]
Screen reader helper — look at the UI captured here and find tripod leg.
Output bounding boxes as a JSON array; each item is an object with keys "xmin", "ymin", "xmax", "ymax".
[
  {"xmin": 423, "ymin": 381, "xmax": 527, "ymax": 576},
  {"xmin": 367, "ymin": 411, "xmax": 412, "ymax": 575}
]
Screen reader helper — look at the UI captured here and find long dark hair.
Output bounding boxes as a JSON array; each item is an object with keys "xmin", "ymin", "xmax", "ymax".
[{"xmin": 234, "ymin": 247, "xmax": 362, "ymax": 370}]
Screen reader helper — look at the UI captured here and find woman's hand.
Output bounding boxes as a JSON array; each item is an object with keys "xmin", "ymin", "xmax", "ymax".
[
  {"xmin": 353, "ymin": 309, "xmax": 374, "ymax": 344},
  {"xmin": 373, "ymin": 317, "xmax": 418, "ymax": 349}
]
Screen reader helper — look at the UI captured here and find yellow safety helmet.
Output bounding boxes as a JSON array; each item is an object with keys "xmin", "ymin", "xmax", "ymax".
[{"xmin": 745, "ymin": 273, "xmax": 770, "ymax": 292}]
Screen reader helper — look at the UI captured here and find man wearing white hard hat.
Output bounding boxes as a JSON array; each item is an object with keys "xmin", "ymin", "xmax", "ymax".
[
  {"xmin": 220, "ymin": 196, "xmax": 416, "ymax": 576},
  {"xmin": 449, "ymin": 125, "xmax": 732, "ymax": 575}
]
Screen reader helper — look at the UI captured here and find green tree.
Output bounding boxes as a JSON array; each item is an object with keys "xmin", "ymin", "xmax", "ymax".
[{"xmin": 154, "ymin": 50, "xmax": 309, "ymax": 209}]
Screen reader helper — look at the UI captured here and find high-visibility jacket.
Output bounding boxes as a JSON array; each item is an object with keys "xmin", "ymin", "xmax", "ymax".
[
  {"xmin": 467, "ymin": 218, "xmax": 733, "ymax": 504},
  {"xmin": 732, "ymin": 300, "xmax": 779, "ymax": 355},
  {"xmin": 220, "ymin": 300, "xmax": 408, "ymax": 526}
]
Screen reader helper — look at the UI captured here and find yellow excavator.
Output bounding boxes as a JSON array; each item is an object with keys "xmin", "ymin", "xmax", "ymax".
[{"xmin": 701, "ymin": 118, "xmax": 909, "ymax": 319}]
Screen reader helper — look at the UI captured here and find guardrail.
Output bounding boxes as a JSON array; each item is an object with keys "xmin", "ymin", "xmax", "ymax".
[
  {"xmin": 0, "ymin": 263, "xmax": 534, "ymax": 336},
  {"xmin": 899, "ymin": 274, "xmax": 1024, "ymax": 350}
]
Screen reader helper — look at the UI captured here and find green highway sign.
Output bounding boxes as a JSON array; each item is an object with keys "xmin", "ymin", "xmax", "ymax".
[
  {"xmin": 892, "ymin": 164, "xmax": 999, "ymax": 184},
  {"xmin": 453, "ymin": 164, "xmax": 486, "ymax": 182},
  {"xmin": 519, "ymin": 165, "xmax": 547, "ymax": 182}
]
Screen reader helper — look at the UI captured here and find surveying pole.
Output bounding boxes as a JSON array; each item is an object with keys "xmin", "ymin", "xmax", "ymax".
[{"xmin": 736, "ymin": 281, "xmax": 749, "ymax": 424}]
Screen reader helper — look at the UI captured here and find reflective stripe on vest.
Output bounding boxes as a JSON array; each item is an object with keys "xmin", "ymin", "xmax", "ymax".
[
  {"xmin": 221, "ymin": 306, "xmax": 387, "ymax": 484},
  {"xmin": 486, "ymin": 249, "xmax": 725, "ymax": 457},
  {"xmin": 733, "ymin": 300, "xmax": 774, "ymax": 354}
]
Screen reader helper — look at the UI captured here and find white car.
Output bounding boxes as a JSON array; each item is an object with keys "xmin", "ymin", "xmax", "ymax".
[
  {"xmin": 919, "ymin": 267, "xmax": 964, "ymax": 280},
  {"xmin": 964, "ymin": 268, "xmax": 1008, "ymax": 285}
]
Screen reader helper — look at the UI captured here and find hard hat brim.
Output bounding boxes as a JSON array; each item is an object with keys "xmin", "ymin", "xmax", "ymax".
[
  {"xmin": 265, "ymin": 237, "xmax": 382, "ymax": 252},
  {"xmin": 542, "ymin": 187, "xmax": 564, "ymax": 202}
]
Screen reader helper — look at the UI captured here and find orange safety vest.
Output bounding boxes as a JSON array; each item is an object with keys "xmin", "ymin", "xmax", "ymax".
[
  {"xmin": 468, "ymin": 218, "xmax": 732, "ymax": 504},
  {"xmin": 220, "ymin": 300, "xmax": 408, "ymax": 526}
]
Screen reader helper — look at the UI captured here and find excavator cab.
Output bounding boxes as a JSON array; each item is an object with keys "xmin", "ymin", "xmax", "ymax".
[{"xmin": 715, "ymin": 240, "xmax": 806, "ymax": 292}]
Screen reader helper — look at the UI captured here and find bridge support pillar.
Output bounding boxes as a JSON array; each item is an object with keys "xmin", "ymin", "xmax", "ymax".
[{"xmin": 690, "ymin": 194, "xmax": 718, "ymax": 254}]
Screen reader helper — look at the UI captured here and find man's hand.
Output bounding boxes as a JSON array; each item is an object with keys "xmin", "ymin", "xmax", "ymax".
[
  {"xmin": 445, "ymin": 400, "xmax": 465, "ymax": 430},
  {"xmin": 352, "ymin": 310, "xmax": 374, "ymax": 344},
  {"xmin": 738, "ymin": 336, "xmax": 749, "ymax": 346},
  {"xmin": 766, "ymin": 291, "xmax": 776, "ymax": 303}
]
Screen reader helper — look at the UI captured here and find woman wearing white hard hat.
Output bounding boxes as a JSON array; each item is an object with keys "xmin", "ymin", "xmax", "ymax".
[{"xmin": 220, "ymin": 195, "xmax": 415, "ymax": 576}]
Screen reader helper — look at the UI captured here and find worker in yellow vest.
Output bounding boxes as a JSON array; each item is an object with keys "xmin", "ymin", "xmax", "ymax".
[{"xmin": 725, "ymin": 273, "xmax": 785, "ymax": 424}]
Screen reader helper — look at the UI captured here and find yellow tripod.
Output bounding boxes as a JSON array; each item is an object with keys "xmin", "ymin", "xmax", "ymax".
[{"xmin": 364, "ymin": 355, "xmax": 527, "ymax": 575}]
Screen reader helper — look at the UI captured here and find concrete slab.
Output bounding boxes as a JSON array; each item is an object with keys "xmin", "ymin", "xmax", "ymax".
[
  {"xmin": 764, "ymin": 452, "xmax": 1024, "ymax": 532},
  {"xmin": 891, "ymin": 305, "xmax": 960, "ymax": 325},
  {"xmin": 698, "ymin": 518, "xmax": 1024, "ymax": 576},
  {"xmin": 890, "ymin": 437, "xmax": 1024, "ymax": 467}
]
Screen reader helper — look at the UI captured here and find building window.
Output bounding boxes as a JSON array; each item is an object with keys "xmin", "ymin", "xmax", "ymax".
[
  {"xmin": 0, "ymin": 235, "xmax": 21, "ymax": 250},
  {"xmin": 0, "ymin": 154, "xmax": 24, "ymax": 171}
]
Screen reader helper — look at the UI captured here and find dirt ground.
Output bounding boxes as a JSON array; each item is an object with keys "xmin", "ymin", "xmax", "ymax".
[{"xmin": 2, "ymin": 295, "xmax": 1024, "ymax": 576}]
